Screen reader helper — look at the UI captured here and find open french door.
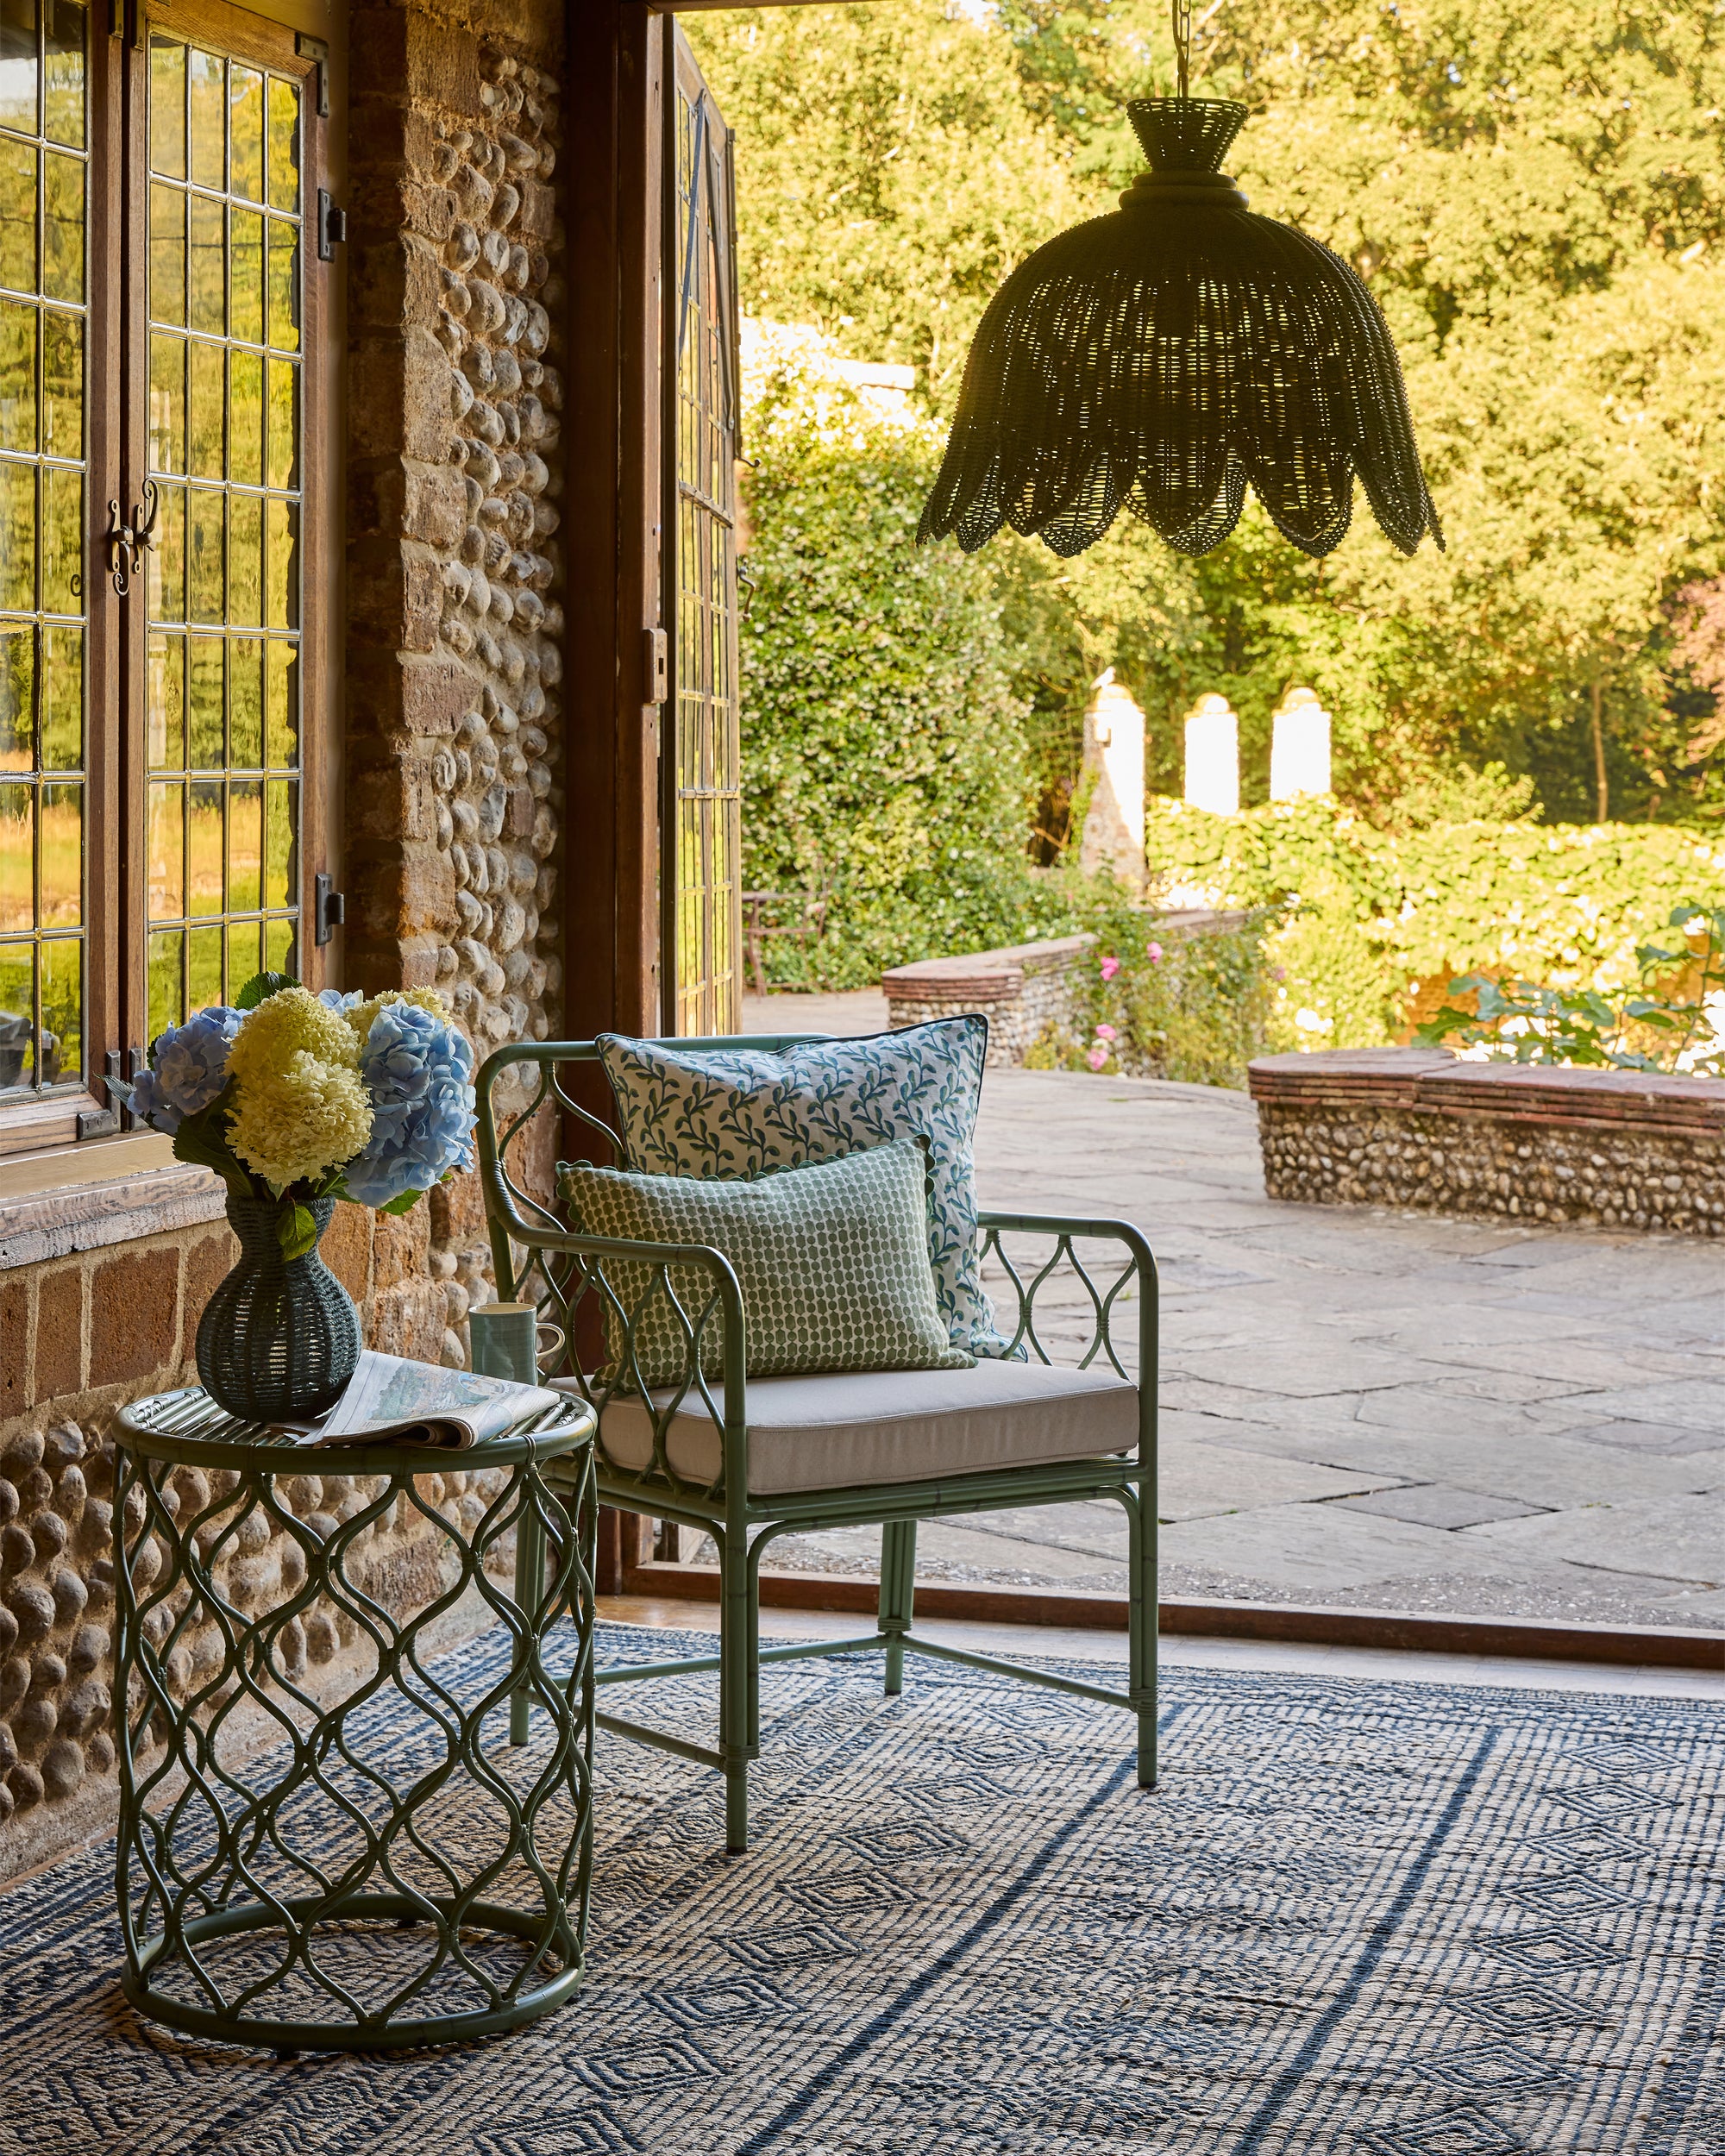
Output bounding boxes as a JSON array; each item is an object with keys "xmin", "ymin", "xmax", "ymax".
[{"xmin": 659, "ymin": 17, "xmax": 742, "ymax": 1039}]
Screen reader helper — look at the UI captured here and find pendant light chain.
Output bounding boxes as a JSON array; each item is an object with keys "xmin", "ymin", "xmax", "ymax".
[{"xmin": 1172, "ymin": 0, "xmax": 1193, "ymax": 100}]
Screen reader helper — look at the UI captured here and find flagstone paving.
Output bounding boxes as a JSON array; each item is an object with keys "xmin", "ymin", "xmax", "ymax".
[{"xmin": 739, "ymin": 993, "xmax": 1725, "ymax": 1627}]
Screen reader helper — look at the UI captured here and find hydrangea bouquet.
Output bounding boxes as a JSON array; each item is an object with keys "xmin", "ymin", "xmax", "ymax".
[{"xmin": 116, "ymin": 970, "xmax": 476, "ymax": 1261}]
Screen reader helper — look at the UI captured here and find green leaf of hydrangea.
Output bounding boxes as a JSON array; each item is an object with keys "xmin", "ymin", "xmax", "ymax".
[
  {"xmin": 235, "ymin": 970, "xmax": 299, "ymax": 1012},
  {"xmin": 277, "ymin": 1201, "xmax": 319, "ymax": 1260},
  {"xmin": 171, "ymin": 1082, "xmax": 254, "ymax": 1196}
]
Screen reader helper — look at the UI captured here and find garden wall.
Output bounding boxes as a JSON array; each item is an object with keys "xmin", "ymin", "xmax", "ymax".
[
  {"xmin": 884, "ymin": 912, "xmax": 1245, "ymax": 1067},
  {"xmin": 1250, "ymin": 1048, "xmax": 1725, "ymax": 1235},
  {"xmin": 882, "ymin": 936, "xmax": 1095, "ymax": 1067}
]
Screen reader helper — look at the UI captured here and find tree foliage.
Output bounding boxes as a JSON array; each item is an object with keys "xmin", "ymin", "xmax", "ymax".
[
  {"xmin": 1142, "ymin": 791, "xmax": 1725, "ymax": 1044},
  {"xmin": 687, "ymin": 7, "xmax": 1081, "ymax": 406},
  {"xmin": 695, "ymin": 0, "xmax": 1725, "ymax": 830}
]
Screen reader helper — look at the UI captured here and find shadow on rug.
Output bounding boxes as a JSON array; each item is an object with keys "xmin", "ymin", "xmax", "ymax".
[{"xmin": 0, "ymin": 1621, "xmax": 1720, "ymax": 2155}]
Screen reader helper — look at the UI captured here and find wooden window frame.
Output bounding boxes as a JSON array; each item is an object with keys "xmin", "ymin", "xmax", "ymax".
[{"xmin": 0, "ymin": 0, "xmax": 340, "ymax": 1164}]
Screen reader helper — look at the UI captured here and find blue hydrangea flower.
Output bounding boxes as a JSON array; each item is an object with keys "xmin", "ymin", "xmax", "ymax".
[
  {"xmin": 317, "ymin": 988, "xmax": 363, "ymax": 1013},
  {"xmin": 129, "ymin": 1006, "xmax": 243, "ymax": 1134},
  {"xmin": 342, "ymin": 1000, "xmax": 477, "ymax": 1207}
]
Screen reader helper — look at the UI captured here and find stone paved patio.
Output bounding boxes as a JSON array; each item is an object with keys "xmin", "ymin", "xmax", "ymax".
[{"xmin": 739, "ymin": 994, "xmax": 1725, "ymax": 1627}]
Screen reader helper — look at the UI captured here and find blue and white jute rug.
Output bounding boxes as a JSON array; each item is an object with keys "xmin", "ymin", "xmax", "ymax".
[{"xmin": 1, "ymin": 1622, "xmax": 1721, "ymax": 2155}]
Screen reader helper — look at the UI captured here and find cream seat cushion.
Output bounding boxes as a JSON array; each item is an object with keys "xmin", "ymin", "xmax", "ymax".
[{"xmin": 576, "ymin": 1360, "xmax": 1139, "ymax": 1496}]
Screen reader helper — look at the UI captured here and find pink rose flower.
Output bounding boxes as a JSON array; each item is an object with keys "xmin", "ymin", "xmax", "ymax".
[
  {"xmin": 1100, "ymin": 955, "xmax": 1121, "ymax": 981},
  {"xmin": 1145, "ymin": 941, "xmax": 1164, "ymax": 962},
  {"xmin": 1095, "ymin": 1024, "xmax": 1117, "ymax": 1041},
  {"xmin": 1085, "ymin": 1046, "xmax": 1109, "ymax": 1070}
]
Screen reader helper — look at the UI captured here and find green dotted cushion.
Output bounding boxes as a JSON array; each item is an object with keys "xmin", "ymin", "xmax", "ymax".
[{"xmin": 558, "ymin": 1139, "xmax": 975, "ymax": 1390}]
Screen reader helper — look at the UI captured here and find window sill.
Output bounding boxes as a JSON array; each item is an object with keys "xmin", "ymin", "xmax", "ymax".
[{"xmin": 0, "ymin": 1134, "xmax": 228, "ymax": 1272}]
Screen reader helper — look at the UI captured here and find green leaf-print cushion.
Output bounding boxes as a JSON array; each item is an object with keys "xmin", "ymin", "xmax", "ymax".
[
  {"xmin": 559, "ymin": 1139, "xmax": 975, "ymax": 1389},
  {"xmin": 594, "ymin": 1019, "xmax": 1011, "ymax": 1359}
]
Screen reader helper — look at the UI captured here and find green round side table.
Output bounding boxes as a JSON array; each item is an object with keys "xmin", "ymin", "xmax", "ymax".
[{"xmin": 110, "ymin": 1383, "xmax": 597, "ymax": 2053}]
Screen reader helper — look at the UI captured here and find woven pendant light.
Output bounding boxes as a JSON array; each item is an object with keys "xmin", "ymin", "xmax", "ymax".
[{"xmin": 919, "ymin": 16, "xmax": 1441, "ymax": 562}]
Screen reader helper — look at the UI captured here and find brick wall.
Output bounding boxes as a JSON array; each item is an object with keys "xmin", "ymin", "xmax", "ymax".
[
  {"xmin": 0, "ymin": 0, "xmax": 567, "ymax": 1884},
  {"xmin": 1250, "ymin": 1048, "xmax": 1725, "ymax": 1235},
  {"xmin": 0, "ymin": 1167, "xmax": 510, "ymax": 1881}
]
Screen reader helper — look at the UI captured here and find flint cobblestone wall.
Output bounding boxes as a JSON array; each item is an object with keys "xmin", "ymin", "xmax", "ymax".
[
  {"xmin": 883, "ymin": 937, "xmax": 1096, "ymax": 1068},
  {"xmin": 345, "ymin": 0, "xmax": 567, "ymax": 1323},
  {"xmin": 0, "ymin": 0, "xmax": 567, "ymax": 1885},
  {"xmin": 1249, "ymin": 1049, "xmax": 1725, "ymax": 1236}
]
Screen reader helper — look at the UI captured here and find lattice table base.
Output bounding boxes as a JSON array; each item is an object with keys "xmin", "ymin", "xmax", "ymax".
[{"xmin": 112, "ymin": 1388, "xmax": 596, "ymax": 2051}]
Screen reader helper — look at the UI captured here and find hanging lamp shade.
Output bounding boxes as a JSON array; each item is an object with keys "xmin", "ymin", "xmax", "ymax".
[{"xmin": 919, "ymin": 98, "xmax": 1442, "ymax": 561}]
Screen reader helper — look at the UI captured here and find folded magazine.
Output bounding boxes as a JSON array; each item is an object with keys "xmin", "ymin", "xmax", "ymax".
[{"xmin": 285, "ymin": 1351, "xmax": 563, "ymax": 1450}]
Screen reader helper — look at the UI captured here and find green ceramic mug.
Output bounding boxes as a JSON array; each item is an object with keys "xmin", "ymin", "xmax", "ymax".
[{"xmin": 469, "ymin": 1301, "xmax": 567, "ymax": 1387}]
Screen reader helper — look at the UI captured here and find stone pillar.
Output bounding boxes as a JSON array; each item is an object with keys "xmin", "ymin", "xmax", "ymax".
[
  {"xmin": 1182, "ymin": 693, "xmax": 1239, "ymax": 817},
  {"xmin": 1078, "ymin": 669, "xmax": 1146, "ymax": 889},
  {"xmin": 344, "ymin": 0, "xmax": 567, "ymax": 1342},
  {"xmin": 345, "ymin": 0, "xmax": 566, "ymax": 1061},
  {"xmin": 1270, "ymin": 686, "xmax": 1333, "ymax": 799}
]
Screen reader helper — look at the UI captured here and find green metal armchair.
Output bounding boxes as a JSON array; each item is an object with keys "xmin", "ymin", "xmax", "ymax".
[{"xmin": 476, "ymin": 1037, "xmax": 1158, "ymax": 1853}]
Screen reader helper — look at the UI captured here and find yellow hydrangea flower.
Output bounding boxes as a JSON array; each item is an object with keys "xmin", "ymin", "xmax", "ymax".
[
  {"xmin": 228, "ymin": 1050, "xmax": 373, "ymax": 1191},
  {"xmin": 228, "ymin": 985, "xmax": 361, "ymax": 1084},
  {"xmin": 346, "ymin": 986, "xmax": 451, "ymax": 1047}
]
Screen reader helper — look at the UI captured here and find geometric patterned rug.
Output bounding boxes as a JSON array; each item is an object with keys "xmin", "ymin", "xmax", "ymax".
[{"xmin": 1, "ymin": 1622, "xmax": 1721, "ymax": 2155}]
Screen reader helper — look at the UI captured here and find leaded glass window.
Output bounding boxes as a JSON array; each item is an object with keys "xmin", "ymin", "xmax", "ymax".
[
  {"xmin": 143, "ymin": 30, "xmax": 302, "ymax": 1044},
  {"xmin": 665, "ymin": 28, "xmax": 741, "ymax": 1039},
  {"xmin": 0, "ymin": 0, "xmax": 87, "ymax": 1097}
]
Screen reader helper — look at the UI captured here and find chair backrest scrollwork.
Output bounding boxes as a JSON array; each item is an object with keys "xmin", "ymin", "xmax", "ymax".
[{"xmin": 474, "ymin": 1036, "xmax": 830, "ymax": 1501}]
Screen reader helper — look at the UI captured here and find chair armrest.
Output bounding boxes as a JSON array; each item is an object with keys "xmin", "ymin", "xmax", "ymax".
[
  {"xmin": 975, "ymin": 1210, "xmax": 1157, "ymax": 1397},
  {"xmin": 479, "ymin": 1201, "xmax": 750, "ymax": 1499}
]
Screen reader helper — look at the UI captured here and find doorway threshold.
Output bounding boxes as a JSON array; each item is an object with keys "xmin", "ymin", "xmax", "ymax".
[{"xmin": 622, "ymin": 1560, "xmax": 1725, "ymax": 1672}]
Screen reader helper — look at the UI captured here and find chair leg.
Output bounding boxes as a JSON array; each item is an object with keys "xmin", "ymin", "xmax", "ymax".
[
  {"xmin": 878, "ymin": 1520, "xmax": 917, "ymax": 1697},
  {"xmin": 719, "ymin": 1531, "xmax": 753, "ymax": 1852},
  {"xmin": 509, "ymin": 1500, "xmax": 545, "ymax": 1746},
  {"xmin": 1128, "ymin": 1490, "xmax": 1157, "ymax": 1788}
]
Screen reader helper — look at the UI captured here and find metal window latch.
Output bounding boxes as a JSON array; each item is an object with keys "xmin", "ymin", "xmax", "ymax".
[
  {"xmin": 644, "ymin": 626, "xmax": 668, "ymax": 705},
  {"xmin": 317, "ymin": 191, "xmax": 347, "ymax": 262},
  {"xmin": 296, "ymin": 32, "xmax": 330, "ymax": 117},
  {"xmin": 314, "ymin": 872, "xmax": 345, "ymax": 947},
  {"xmin": 104, "ymin": 479, "xmax": 160, "ymax": 597},
  {"xmin": 97, "ymin": 1046, "xmax": 137, "ymax": 1135}
]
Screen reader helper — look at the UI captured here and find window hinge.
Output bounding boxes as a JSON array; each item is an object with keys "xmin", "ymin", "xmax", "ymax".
[
  {"xmin": 296, "ymin": 32, "xmax": 330, "ymax": 118},
  {"xmin": 314, "ymin": 872, "xmax": 345, "ymax": 947},
  {"xmin": 317, "ymin": 190, "xmax": 347, "ymax": 262},
  {"xmin": 78, "ymin": 1105, "xmax": 118, "ymax": 1139},
  {"xmin": 644, "ymin": 626, "xmax": 668, "ymax": 705}
]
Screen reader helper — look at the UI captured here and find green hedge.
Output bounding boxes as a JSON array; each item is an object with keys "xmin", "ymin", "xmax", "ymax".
[
  {"xmin": 1142, "ymin": 795, "xmax": 1725, "ymax": 1049},
  {"xmin": 740, "ymin": 325, "xmax": 1054, "ymax": 988}
]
